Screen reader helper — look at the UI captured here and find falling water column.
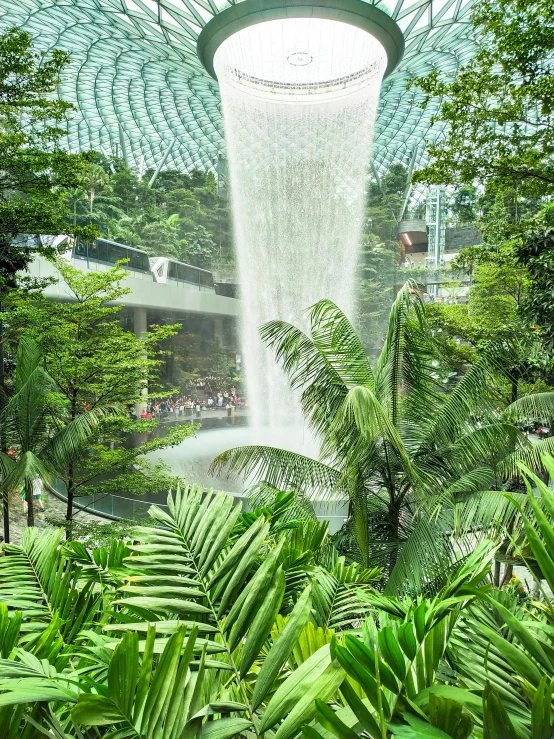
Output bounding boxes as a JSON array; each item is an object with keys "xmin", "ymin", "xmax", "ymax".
[{"xmin": 198, "ymin": 3, "xmax": 404, "ymax": 440}]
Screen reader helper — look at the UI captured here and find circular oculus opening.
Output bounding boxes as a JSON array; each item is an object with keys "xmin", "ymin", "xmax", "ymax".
[
  {"xmin": 213, "ymin": 18, "xmax": 388, "ymax": 93},
  {"xmin": 197, "ymin": 0, "xmax": 404, "ymax": 81}
]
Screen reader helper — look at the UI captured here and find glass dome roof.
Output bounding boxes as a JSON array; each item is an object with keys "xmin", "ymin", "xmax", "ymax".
[{"xmin": 0, "ymin": 0, "xmax": 477, "ymax": 176}]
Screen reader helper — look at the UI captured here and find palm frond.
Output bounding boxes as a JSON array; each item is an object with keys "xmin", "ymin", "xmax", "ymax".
[
  {"xmin": 43, "ymin": 402, "xmax": 122, "ymax": 469},
  {"xmin": 384, "ymin": 513, "xmax": 456, "ymax": 596},
  {"xmin": 311, "ymin": 557, "xmax": 381, "ymax": 630},
  {"xmin": 0, "ymin": 528, "xmax": 101, "ymax": 643},
  {"xmin": 374, "ymin": 282, "xmax": 433, "ymax": 426},
  {"xmin": 499, "ymin": 436, "xmax": 554, "ymax": 477},
  {"xmin": 329, "ymin": 385, "xmax": 418, "ymax": 486},
  {"xmin": 503, "ymin": 392, "xmax": 554, "ymax": 424},
  {"xmin": 1, "ymin": 450, "xmax": 57, "ymax": 494},
  {"xmin": 307, "ymin": 299, "xmax": 374, "ymax": 389},
  {"xmin": 259, "ymin": 320, "xmax": 352, "ymax": 441},
  {"xmin": 420, "ymin": 345, "xmax": 509, "ymax": 453},
  {"xmin": 210, "ymin": 446, "xmax": 342, "ymax": 500},
  {"xmin": 452, "ymin": 490, "xmax": 526, "ymax": 541},
  {"xmin": 441, "ymin": 422, "xmax": 527, "ymax": 473},
  {"xmin": 13, "ymin": 337, "xmax": 43, "ymax": 391},
  {"xmin": 248, "ymin": 482, "xmax": 317, "ymax": 527}
]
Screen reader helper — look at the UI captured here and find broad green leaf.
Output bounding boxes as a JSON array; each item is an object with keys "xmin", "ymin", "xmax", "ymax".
[
  {"xmin": 252, "ymin": 584, "xmax": 313, "ymax": 710},
  {"xmin": 486, "ymin": 598, "xmax": 552, "ymax": 672},
  {"xmin": 531, "ymin": 676, "xmax": 553, "ymax": 739},
  {"xmin": 197, "ymin": 718, "xmax": 252, "ymax": 739},
  {"xmin": 274, "ymin": 659, "xmax": 345, "ymax": 739},
  {"xmin": 239, "ymin": 566, "xmax": 286, "ymax": 678},
  {"xmin": 413, "ymin": 604, "xmax": 426, "ymax": 643},
  {"xmin": 315, "ymin": 698, "xmax": 359, "ymax": 739},
  {"xmin": 392, "ymin": 715, "xmax": 454, "ymax": 738},
  {"xmin": 108, "ymin": 631, "xmax": 139, "ymax": 717},
  {"xmin": 377, "ymin": 628, "xmax": 405, "ymax": 682},
  {"xmin": 345, "ymin": 634, "xmax": 398, "ymax": 694},
  {"xmin": 226, "ymin": 541, "xmax": 284, "ymax": 649},
  {"xmin": 339, "ymin": 679, "xmax": 382, "ymax": 739},
  {"xmin": 259, "ymin": 643, "xmax": 333, "ymax": 733},
  {"xmin": 397, "ymin": 623, "xmax": 417, "ymax": 662},
  {"xmin": 482, "ymin": 682, "xmax": 518, "ymax": 739},
  {"xmin": 479, "ymin": 624, "xmax": 543, "ymax": 687},
  {"xmin": 71, "ymin": 695, "xmax": 124, "ymax": 726},
  {"xmin": 113, "ymin": 597, "xmax": 211, "ymax": 615}
]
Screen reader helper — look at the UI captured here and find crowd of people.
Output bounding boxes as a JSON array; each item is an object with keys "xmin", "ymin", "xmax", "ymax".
[{"xmin": 137, "ymin": 387, "xmax": 247, "ymax": 421}]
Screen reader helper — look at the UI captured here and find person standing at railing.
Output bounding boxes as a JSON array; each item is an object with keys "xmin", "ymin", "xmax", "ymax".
[{"xmin": 32, "ymin": 478, "xmax": 45, "ymax": 513}]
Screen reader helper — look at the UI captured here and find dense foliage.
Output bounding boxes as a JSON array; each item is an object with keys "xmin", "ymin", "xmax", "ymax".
[
  {"xmin": 212, "ymin": 284, "xmax": 554, "ymax": 589},
  {"xmin": 66, "ymin": 157, "xmax": 234, "ymax": 275},
  {"xmin": 2, "ymin": 467, "xmax": 554, "ymax": 738},
  {"xmin": 412, "ymin": 0, "xmax": 554, "ymax": 354},
  {"xmin": 0, "ymin": 263, "xmax": 198, "ymax": 539},
  {"xmin": 0, "ymin": 28, "xmax": 96, "ymax": 286},
  {"xmin": 4, "ymin": 2, "xmax": 554, "ymax": 735}
]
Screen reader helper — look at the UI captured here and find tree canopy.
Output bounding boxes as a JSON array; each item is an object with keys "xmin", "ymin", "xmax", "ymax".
[{"xmin": 0, "ymin": 28, "xmax": 96, "ymax": 286}]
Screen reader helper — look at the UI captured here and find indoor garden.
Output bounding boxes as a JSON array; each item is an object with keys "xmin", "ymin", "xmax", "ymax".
[{"xmin": 0, "ymin": 0, "xmax": 554, "ymax": 736}]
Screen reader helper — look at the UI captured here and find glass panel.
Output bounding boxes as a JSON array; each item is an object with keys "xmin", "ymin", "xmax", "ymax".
[
  {"xmin": 73, "ymin": 239, "xmax": 88, "ymax": 258},
  {"xmin": 91, "ymin": 240, "xmax": 108, "ymax": 262}
]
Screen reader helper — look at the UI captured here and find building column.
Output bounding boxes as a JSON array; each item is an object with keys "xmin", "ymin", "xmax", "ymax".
[
  {"xmin": 214, "ymin": 317, "xmax": 224, "ymax": 345},
  {"xmin": 134, "ymin": 307, "xmax": 148, "ymax": 416}
]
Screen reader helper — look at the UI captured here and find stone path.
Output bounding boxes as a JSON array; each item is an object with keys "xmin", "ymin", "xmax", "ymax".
[{"xmin": 0, "ymin": 490, "xmax": 110, "ymax": 545}]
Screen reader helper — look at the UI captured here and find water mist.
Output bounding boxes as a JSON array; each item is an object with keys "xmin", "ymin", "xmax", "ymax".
[{"xmin": 207, "ymin": 12, "xmax": 394, "ymax": 449}]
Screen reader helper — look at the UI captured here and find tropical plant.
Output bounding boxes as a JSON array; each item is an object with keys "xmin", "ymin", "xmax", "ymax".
[
  {"xmin": 0, "ymin": 483, "xmax": 376, "ymax": 738},
  {"xmin": 3, "ymin": 474, "xmax": 554, "ymax": 737},
  {"xmin": 303, "ymin": 459, "xmax": 554, "ymax": 738},
  {"xmin": 81, "ymin": 163, "xmax": 110, "ymax": 216},
  {"xmin": 0, "ymin": 338, "xmax": 118, "ymax": 528},
  {"xmin": 304, "ymin": 543, "xmax": 497, "ymax": 739},
  {"xmin": 2, "ymin": 261, "xmax": 190, "ymax": 527},
  {"xmin": 211, "ymin": 283, "xmax": 554, "ymax": 590},
  {"xmin": 0, "ymin": 27, "xmax": 96, "ymax": 286}
]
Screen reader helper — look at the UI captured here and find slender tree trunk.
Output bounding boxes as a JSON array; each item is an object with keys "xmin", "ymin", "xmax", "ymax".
[
  {"xmin": 65, "ymin": 393, "xmax": 78, "ymax": 538},
  {"xmin": 0, "ymin": 301, "xmax": 9, "ymax": 543},
  {"xmin": 66, "ymin": 473, "xmax": 73, "ymax": 522},
  {"xmin": 511, "ymin": 377, "xmax": 518, "ymax": 404},
  {"xmin": 500, "ymin": 563, "xmax": 513, "ymax": 587},
  {"xmin": 493, "ymin": 559, "xmax": 501, "ymax": 587},
  {"xmin": 388, "ymin": 497, "xmax": 401, "ymax": 573},
  {"xmin": 26, "ymin": 478, "xmax": 34, "ymax": 528},
  {"xmin": 66, "ymin": 474, "xmax": 74, "ymax": 541},
  {"xmin": 1, "ymin": 488, "xmax": 8, "ymax": 544}
]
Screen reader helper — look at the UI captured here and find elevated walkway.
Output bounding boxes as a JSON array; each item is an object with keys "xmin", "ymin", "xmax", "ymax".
[{"xmin": 28, "ymin": 256, "xmax": 241, "ymax": 319}]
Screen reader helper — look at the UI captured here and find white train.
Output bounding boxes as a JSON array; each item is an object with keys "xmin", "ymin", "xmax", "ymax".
[
  {"xmin": 62, "ymin": 237, "xmax": 227, "ymax": 293},
  {"xmin": 149, "ymin": 255, "xmax": 214, "ymax": 291}
]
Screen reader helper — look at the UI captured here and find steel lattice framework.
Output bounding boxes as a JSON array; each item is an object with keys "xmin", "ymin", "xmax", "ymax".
[{"xmin": 0, "ymin": 0, "xmax": 477, "ymax": 176}]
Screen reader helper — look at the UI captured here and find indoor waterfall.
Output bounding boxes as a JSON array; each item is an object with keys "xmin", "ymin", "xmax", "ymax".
[{"xmin": 214, "ymin": 18, "xmax": 388, "ymax": 445}]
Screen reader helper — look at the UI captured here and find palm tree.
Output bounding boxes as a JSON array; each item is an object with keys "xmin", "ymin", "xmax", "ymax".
[
  {"xmin": 82, "ymin": 163, "xmax": 110, "ymax": 216},
  {"xmin": 0, "ymin": 339, "xmax": 118, "ymax": 527},
  {"xmin": 212, "ymin": 283, "xmax": 554, "ymax": 589}
]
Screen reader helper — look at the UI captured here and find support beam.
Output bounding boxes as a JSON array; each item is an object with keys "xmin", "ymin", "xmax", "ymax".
[
  {"xmin": 118, "ymin": 125, "xmax": 129, "ymax": 167},
  {"xmin": 370, "ymin": 161, "xmax": 383, "ymax": 195},
  {"xmin": 134, "ymin": 307, "xmax": 148, "ymax": 416},
  {"xmin": 398, "ymin": 147, "xmax": 419, "ymax": 221},
  {"xmin": 148, "ymin": 138, "xmax": 177, "ymax": 188},
  {"xmin": 214, "ymin": 317, "xmax": 224, "ymax": 345}
]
